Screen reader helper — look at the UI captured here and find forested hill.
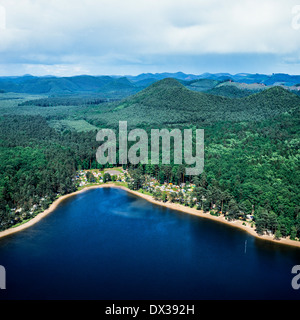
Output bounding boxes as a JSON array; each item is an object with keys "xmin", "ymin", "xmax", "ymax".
[
  {"xmin": 0, "ymin": 74, "xmax": 300, "ymax": 240},
  {"xmin": 1, "ymin": 72, "xmax": 300, "ymax": 96},
  {"xmin": 93, "ymin": 78, "xmax": 300, "ymax": 127},
  {"xmin": 0, "ymin": 75, "xmax": 142, "ymax": 97}
]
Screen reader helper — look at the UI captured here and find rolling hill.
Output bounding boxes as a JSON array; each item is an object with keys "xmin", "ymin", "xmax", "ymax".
[
  {"xmin": 0, "ymin": 75, "xmax": 142, "ymax": 97},
  {"xmin": 1, "ymin": 74, "xmax": 299, "ymax": 240},
  {"xmin": 92, "ymin": 78, "xmax": 300, "ymax": 127},
  {"xmin": 1, "ymin": 72, "xmax": 300, "ymax": 98}
]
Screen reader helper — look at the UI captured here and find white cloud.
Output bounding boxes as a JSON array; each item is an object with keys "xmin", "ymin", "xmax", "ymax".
[{"xmin": 0, "ymin": 0, "xmax": 299, "ymax": 75}]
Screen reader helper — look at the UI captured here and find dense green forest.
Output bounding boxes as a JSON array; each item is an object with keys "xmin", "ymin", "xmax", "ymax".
[
  {"xmin": 124, "ymin": 106, "xmax": 300, "ymax": 238},
  {"xmin": 0, "ymin": 77, "xmax": 299, "ymax": 241},
  {"xmin": 18, "ymin": 96, "xmax": 119, "ymax": 107},
  {"xmin": 205, "ymin": 85, "xmax": 259, "ymax": 98},
  {"xmin": 0, "ymin": 115, "xmax": 104, "ymax": 229}
]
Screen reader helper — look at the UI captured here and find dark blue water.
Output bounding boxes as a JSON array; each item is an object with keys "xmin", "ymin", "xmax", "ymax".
[{"xmin": 0, "ymin": 187, "xmax": 300, "ymax": 300}]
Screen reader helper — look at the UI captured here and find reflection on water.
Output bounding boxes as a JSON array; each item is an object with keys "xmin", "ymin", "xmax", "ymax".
[{"xmin": 0, "ymin": 187, "xmax": 300, "ymax": 300}]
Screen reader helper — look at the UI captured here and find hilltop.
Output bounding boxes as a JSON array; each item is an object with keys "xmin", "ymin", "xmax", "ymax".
[{"xmin": 92, "ymin": 78, "xmax": 300, "ymax": 127}]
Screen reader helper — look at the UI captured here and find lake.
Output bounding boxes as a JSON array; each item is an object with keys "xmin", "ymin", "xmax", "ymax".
[{"xmin": 0, "ymin": 187, "xmax": 300, "ymax": 300}]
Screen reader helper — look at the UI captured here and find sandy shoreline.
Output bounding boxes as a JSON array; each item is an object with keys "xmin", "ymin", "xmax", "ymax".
[{"xmin": 1, "ymin": 183, "xmax": 300, "ymax": 249}]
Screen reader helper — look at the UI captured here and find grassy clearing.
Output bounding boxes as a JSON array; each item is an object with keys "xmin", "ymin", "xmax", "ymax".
[{"xmin": 48, "ymin": 119, "xmax": 98, "ymax": 132}]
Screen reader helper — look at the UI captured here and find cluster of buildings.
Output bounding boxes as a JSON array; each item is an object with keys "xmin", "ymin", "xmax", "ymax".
[
  {"xmin": 75, "ymin": 169, "xmax": 126, "ymax": 187},
  {"xmin": 9, "ymin": 195, "xmax": 51, "ymax": 225},
  {"xmin": 7, "ymin": 169, "xmax": 255, "ymax": 228},
  {"xmin": 140, "ymin": 178, "xmax": 197, "ymax": 203}
]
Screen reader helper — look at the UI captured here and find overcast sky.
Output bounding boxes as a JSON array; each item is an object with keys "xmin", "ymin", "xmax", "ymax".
[{"xmin": 0, "ymin": 0, "xmax": 300, "ymax": 76}]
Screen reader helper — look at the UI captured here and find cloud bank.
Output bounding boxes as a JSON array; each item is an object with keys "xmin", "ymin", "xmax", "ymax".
[{"xmin": 0, "ymin": 0, "xmax": 299, "ymax": 75}]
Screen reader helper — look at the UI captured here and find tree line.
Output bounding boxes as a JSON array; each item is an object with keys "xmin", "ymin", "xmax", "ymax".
[{"xmin": 0, "ymin": 102, "xmax": 299, "ymax": 240}]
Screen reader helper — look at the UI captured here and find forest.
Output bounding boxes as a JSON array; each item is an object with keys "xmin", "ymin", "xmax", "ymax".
[
  {"xmin": 0, "ymin": 115, "xmax": 103, "ymax": 229},
  {"xmin": 0, "ymin": 76, "xmax": 299, "ymax": 240},
  {"xmin": 125, "ymin": 110, "xmax": 300, "ymax": 239},
  {"xmin": 87, "ymin": 78, "xmax": 300, "ymax": 128}
]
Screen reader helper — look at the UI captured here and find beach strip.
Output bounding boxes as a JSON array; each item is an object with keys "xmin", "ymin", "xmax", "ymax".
[{"xmin": 0, "ymin": 183, "xmax": 300, "ymax": 248}]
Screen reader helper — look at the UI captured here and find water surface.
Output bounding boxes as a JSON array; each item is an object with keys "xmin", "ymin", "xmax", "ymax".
[{"xmin": 0, "ymin": 187, "xmax": 300, "ymax": 300}]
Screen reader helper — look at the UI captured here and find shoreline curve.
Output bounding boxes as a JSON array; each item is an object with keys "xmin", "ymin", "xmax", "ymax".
[{"xmin": 0, "ymin": 183, "xmax": 300, "ymax": 249}]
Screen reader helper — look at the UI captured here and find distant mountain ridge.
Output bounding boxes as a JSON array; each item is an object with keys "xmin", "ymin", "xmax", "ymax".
[
  {"xmin": 0, "ymin": 75, "xmax": 142, "ymax": 97},
  {"xmin": 0, "ymin": 72, "xmax": 300, "ymax": 95},
  {"xmin": 127, "ymin": 72, "xmax": 300, "ymax": 86}
]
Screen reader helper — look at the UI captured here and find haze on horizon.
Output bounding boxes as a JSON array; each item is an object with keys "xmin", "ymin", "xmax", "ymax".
[{"xmin": 0, "ymin": 0, "xmax": 300, "ymax": 77}]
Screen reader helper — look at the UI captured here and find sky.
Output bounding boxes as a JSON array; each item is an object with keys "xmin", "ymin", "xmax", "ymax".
[{"xmin": 0, "ymin": 0, "xmax": 300, "ymax": 76}]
